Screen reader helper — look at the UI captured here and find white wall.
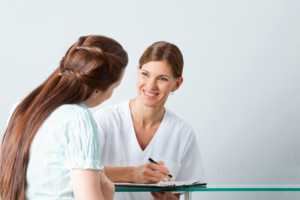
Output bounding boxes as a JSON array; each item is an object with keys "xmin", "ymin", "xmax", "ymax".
[{"xmin": 0, "ymin": 0, "xmax": 299, "ymax": 199}]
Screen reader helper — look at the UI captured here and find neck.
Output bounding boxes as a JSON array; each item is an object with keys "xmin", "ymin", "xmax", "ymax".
[{"xmin": 129, "ymin": 97, "xmax": 165, "ymax": 128}]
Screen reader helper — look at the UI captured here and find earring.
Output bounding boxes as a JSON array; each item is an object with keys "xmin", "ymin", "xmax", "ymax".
[{"xmin": 171, "ymin": 91, "xmax": 174, "ymax": 95}]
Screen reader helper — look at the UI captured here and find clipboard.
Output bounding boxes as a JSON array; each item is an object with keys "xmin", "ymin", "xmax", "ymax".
[{"xmin": 114, "ymin": 181, "xmax": 207, "ymax": 188}]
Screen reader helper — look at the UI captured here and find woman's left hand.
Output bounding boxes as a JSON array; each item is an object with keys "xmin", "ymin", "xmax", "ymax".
[{"xmin": 150, "ymin": 192, "xmax": 180, "ymax": 200}]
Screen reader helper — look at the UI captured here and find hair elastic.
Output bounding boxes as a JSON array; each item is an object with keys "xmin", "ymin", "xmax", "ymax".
[{"xmin": 59, "ymin": 73, "xmax": 62, "ymax": 76}]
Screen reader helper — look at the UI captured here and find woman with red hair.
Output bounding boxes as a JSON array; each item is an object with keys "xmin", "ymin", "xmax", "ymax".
[{"xmin": 0, "ymin": 35, "xmax": 128, "ymax": 200}]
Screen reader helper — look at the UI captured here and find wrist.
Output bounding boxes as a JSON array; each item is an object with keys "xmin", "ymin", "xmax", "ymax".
[{"xmin": 125, "ymin": 166, "xmax": 135, "ymax": 183}]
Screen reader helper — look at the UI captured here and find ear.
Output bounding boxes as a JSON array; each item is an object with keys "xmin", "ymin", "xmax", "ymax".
[
  {"xmin": 172, "ymin": 77, "xmax": 184, "ymax": 92},
  {"xmin": 92, "ymin": 89, "xmax": 101, "ymax": 98},
  {"xmin": 137, "ymin": 65, "xmax": 140, "ymax": 74}
]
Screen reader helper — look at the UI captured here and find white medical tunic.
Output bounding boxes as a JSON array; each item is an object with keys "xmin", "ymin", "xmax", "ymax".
[{"xmin": 93, "ymin": 100, "xmax": 206, "ymax": 200}]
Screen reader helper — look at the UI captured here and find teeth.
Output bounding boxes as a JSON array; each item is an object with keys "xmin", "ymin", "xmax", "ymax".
[{"xmin": 144, "ymin": 91, "xmax": 157, "ymax": 96}]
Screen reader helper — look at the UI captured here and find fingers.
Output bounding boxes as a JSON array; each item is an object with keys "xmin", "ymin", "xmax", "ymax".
[
  {"xmin": 146, "ymin": 175, "xmax": 162, "ymax": 183},
  {"xmin": 148, "ymin": 162, "xmax": 170, "ymax": 175},
  {"xmin": 100, "ymin": 169, "xmax": 111, "ymax": 185},
  {"xmin": 156, "ymin": 161, "xmax": 165, "ymax": 165},
  {"xmin": 134, "ymin": 162, "xmax": 171, "ymax": 184},
  {"xmin": 136, "ymin": 173, "xmax": 163, "ymax": 184},
  {"xmin": 145, "ymin": 168, "xmax": 168, "ymax": 180},
  {"xmin": 100, "ymin": 173, "xmax": 107, "ymax": 193},
  {"xmin": 150, "ymin": 192, "xmax": 166, "ymax": 199},
  {"xmin": 145, "ymin": 174, "xmax": 173, "ymax": 184},
  {"xmin": 109, "ymin": 179, "xmax": 115, "ymax": 190},
  {"xmin": 162, "ymin": 176, "xmax": 171, "ymax": 182},
  {"xmin": 100, "ymin": 170, "xmax": 105, "ymax": 180},
  {"xmin": 150, "ymin": 192, "xmax": 158, "ymax": 199}
]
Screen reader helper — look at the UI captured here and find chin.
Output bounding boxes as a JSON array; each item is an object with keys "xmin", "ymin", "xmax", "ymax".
[
  {"xmin": 139, "ymin": 96, "xmax": 160, "ymax": 108},
  {"xmin": 142, "ymin": 101, "xmax": 156, "ymax": 107}
]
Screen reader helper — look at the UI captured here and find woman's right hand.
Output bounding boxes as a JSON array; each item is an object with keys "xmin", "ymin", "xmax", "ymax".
[
  {"xmin": 131, "ymin": 161, "xmax": 170, "ymax": 184},
  {"xmin": 100, "ymin": 170, "xmax": 115, "ymax": 200}
]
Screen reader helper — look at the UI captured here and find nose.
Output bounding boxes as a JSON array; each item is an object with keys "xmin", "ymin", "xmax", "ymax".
[{"xmin": 147, "ymin": 77, "xmax": 158, "ymax": 90}]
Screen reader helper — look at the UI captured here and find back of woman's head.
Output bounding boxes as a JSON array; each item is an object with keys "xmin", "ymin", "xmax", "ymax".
[
  {"xmin": 139, "ymin": 41, "xmax": 184, "ymax": 78},
  {"xmin": 58, "ymin": 35, "xmax": 128, "ymax": 98},
  {"xmin": 0, "ymin": 35, "xmax": 128, "ymax": 200}
]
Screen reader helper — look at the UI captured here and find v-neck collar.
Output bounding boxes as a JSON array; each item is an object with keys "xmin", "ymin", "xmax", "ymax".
[{"xmin": 126, "ymin": 100, "xmax": 167, "ymax": 153}]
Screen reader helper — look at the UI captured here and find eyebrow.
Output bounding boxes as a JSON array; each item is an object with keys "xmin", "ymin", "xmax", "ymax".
[{"xmin": 140, "ymin": 69, "xmax": 171, "ymax": 78}]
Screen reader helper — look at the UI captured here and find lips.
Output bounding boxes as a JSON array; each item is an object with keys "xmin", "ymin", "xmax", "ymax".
[{"xmin": 143, "ymin": 90, "xmax": 159, "ymax": 98}]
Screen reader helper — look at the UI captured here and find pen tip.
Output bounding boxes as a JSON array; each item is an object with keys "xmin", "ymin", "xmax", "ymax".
[{"xmin": 172, "ymin": 177, "xmax": 175, "ymax": 180}]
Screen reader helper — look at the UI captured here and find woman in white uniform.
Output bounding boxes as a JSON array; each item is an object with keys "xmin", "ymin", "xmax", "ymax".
[{"xmin": 94, "ymin": 41, "xmax": 206, "ymax": 200}]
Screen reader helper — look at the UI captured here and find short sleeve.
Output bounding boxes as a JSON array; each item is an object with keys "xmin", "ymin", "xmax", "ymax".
[
  {"xmin": 63, "ymin": 109, "xmax": 104, "ymax": 171},
  {"xmin": 176, "ymin": 130, "xmax": 206, "ymax": 182}
]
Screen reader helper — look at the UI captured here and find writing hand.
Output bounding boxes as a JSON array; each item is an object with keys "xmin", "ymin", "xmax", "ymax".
[{"xmin": 131, "ymin": 161, "xmax": 170, "ymax": 184}]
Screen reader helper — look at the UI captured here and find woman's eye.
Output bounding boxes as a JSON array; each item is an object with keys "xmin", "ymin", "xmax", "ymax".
[
  {"xmin": 142, "ymin": 72, "xmax": 148, "ymax": 76},
  {"xmin": 159, "ymin": 77, "xmax": 168, "ymax": 81}
]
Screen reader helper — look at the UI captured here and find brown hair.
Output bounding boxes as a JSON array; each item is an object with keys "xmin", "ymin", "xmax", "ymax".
[
  {"xmin": 0, "ymin": 35, "xmax": 128, "ymax": 200},
  {"xmin": 139, "ymin": 41, "xmax": 184, "ymax": 78}
]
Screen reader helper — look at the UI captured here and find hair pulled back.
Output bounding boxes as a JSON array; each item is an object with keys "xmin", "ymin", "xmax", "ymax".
[
  {"xmin": 0, "ymin": 35, "xmax": 128, "ymax": 200},
  {"xmin": 139, "ymin": 41, "xmax": 183, "ymax": 78}
]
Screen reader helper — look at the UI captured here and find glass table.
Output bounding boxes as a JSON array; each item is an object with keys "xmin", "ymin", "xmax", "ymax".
[{"xmin": 115, "ymin": 184, "xmax": 300, "ymax": 200}]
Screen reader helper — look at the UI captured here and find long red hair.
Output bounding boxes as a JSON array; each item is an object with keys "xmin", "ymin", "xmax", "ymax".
[{"xmin": 0, "ymin": 35, "xmax": 128, "ymax": 200}]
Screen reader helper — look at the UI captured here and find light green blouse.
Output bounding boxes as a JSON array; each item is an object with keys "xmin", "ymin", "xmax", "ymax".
[{"xmin": 8, "ymin": 102, "xmax": 103, "ymax": 200}]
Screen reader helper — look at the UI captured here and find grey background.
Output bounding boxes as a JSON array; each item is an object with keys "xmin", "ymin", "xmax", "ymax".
[{"xmin": 0, "ymin": 0, "xmax": 300, "ymax": 199}]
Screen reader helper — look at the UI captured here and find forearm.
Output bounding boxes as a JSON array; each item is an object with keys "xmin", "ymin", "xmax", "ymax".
[
  {"xmin": 104, "ymin": 166, "xmax": 135, "ymax": 182},
  {"xmin": 71, "ymin": 169, "xmax": 104, "ymax": 200}
]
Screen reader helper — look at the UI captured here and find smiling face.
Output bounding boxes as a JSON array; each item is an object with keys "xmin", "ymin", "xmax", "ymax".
[{"xmin": 137, "ymin": 61, "xmax": 183, "ymax": 108}]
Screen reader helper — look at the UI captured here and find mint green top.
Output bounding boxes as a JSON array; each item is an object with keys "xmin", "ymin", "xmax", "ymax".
[{"xmin": 7, "ymin": 102, "xmax": 104, "ymax": 199}]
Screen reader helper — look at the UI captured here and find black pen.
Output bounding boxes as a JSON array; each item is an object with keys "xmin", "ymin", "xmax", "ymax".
[{"xmin": 149, "ymin": 158, "xmax": 175, "ymax": 180}]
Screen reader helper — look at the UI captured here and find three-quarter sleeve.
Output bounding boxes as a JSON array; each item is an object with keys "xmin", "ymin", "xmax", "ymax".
[{"xmin": 63, "ymin": 109, "xmax": 104, "ymax": 171}]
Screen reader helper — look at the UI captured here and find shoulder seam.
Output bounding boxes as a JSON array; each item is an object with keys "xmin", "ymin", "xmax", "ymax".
[{"xmin": 61, "ymin": 104, "xmax": 91, "ymax": 127}]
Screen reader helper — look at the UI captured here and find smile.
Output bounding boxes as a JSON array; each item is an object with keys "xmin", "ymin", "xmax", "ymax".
[{"xmin": 143, "ymin": 90, "xmax": 159, "ymax": 98}]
